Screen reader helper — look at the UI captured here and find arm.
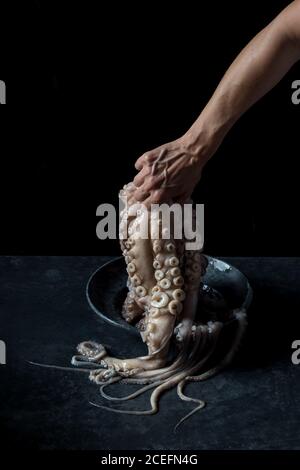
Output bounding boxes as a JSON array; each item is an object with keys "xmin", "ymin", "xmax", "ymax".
[{"xmin": 133, "ymin": 0, "xmax": 300, "ymax": 206}]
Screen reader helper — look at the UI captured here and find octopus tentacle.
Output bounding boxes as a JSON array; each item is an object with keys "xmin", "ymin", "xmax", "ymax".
[
  {"xmin": 71, "ymin": 355, "xmax": 108, "ymax": 368},
  {"xmin": 28, "ymin": 181, "xmax": 248, "ymax": 426},
  {"xmin": 173, "ymin": 312, "xmax": 248, "ymax": 430},
  {"xmin": 120, "ymin": 321, "xmax": 207, "ymax": 385},
  {"xmin": 92, "ymin": 322, "xmax": 220, "ymax": 415},
  {"xmin": 97, "ymin": 330, "xmax": 199, "ymax": 401},
  {"xmin": 27, "ymin": 361, "xmax": 98, "ymax": 373},
  {"xmin": 99, "ymin": 327, "xmax": 204, "ymax": 401},
  {"xmin": 183, "ymin": 309, "xmax": 248, "ymax": 384},
  {"xmin": 99, "ymin": 380, "xmax": 164, "ymax": 402},
  {"xmin": 175, "ymin": 383, "xmax": 206, "ymax": 432},
  {"xmin": 173, "ymin": 322, "xmax": 223, "ymax": 430}
]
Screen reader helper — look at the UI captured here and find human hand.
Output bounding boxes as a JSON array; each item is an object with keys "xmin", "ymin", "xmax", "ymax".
[{"xmin": 133, "ymin": 135, "xmax": 209, "ymax": 207}]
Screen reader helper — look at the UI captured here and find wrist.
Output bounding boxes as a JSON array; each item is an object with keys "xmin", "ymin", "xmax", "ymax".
[
  {"xmin": 181, "ymin": 123, "xmax": 221, "ymax": 166},
  {"xmin": 182, "ymin": 103, "xmax": 233, "ymax": 165}
]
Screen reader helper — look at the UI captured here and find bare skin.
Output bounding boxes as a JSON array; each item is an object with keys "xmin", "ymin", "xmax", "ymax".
[{"xmin": 133, "ymin": 0, "xmax": 300, "ymax": 206}]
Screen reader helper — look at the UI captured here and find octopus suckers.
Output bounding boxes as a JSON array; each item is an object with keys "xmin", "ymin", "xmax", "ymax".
[
  {"xmin": 151, "ymin": 292, "xmax": 169, "ymax": 308},
  {"xmin": 127, "ymin": 262, "xmax": 136, "ymax": 273},
  {"xmin": 136, "ymin": 286, "xmax": 147, "ymax": 297},
  {"xmin": 168, "ymin": 300, "xmax": 183, "ymax": 315},
  {"xmin": 158, "ymin": 278, "xmax": 171, "ymax": 289},
  {"xmin": 173, "ymin": 276, "xmax": 184, "ymax": 286},
  {"xmin": 154, "ymin": 270, "xmax": 164, "ymax": 281},
  {"xmin": 168, "ymin": 256, "xmax": 179, "ymax": 267}
]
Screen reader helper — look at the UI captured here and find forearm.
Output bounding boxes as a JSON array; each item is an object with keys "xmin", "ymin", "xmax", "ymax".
[
  {"xmin": 133, "ymin": 2, "xmax": 300, "ymax": 205},
  {"xmin": 186, "ymin": 1, "xmax": 300, "ymax": 161}
]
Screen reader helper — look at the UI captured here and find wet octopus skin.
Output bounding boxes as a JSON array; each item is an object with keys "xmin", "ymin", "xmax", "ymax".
[
  {"xmin": 28, "ymin": 180, "xmax": 248, "ymax": 429},
  {"xmin": 70, "ymin": 181, "xmax": 248, "ymax": 429}
]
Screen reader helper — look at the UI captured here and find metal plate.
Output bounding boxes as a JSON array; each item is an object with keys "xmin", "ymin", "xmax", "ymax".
[{"xmin": 86, "ymin": 256, "xmax": 252, "ymax": 336}]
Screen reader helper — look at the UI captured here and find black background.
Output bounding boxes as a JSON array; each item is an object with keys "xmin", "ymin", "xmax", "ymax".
[{"xmin": 1, "ymin": 0, "xmax": 299, "ymax": 256}]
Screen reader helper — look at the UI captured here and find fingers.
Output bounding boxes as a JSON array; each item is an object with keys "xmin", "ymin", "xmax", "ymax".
[
  {"xmin": 142, "ymin": 189, "xmax": 171, "ymax": 208},
  {"xmin": 134, "ymin": 188, "xmax": 151, "ymax": 202},
  {"xmin": 134, "ymin": 172, "xmax": 166, "ymax": 200},
  {"xmin": 135, "ymin": 151, "xmax": 156, "ymax": 171},
  {"xmin": 133, "ymin": 166, "xmax": 149, "ymax": 187}
]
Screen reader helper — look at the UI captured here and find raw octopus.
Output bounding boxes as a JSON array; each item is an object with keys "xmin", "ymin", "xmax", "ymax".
[{"xmin": 69, "ymin": 182, "xmax": 248, "ymax": 429}]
